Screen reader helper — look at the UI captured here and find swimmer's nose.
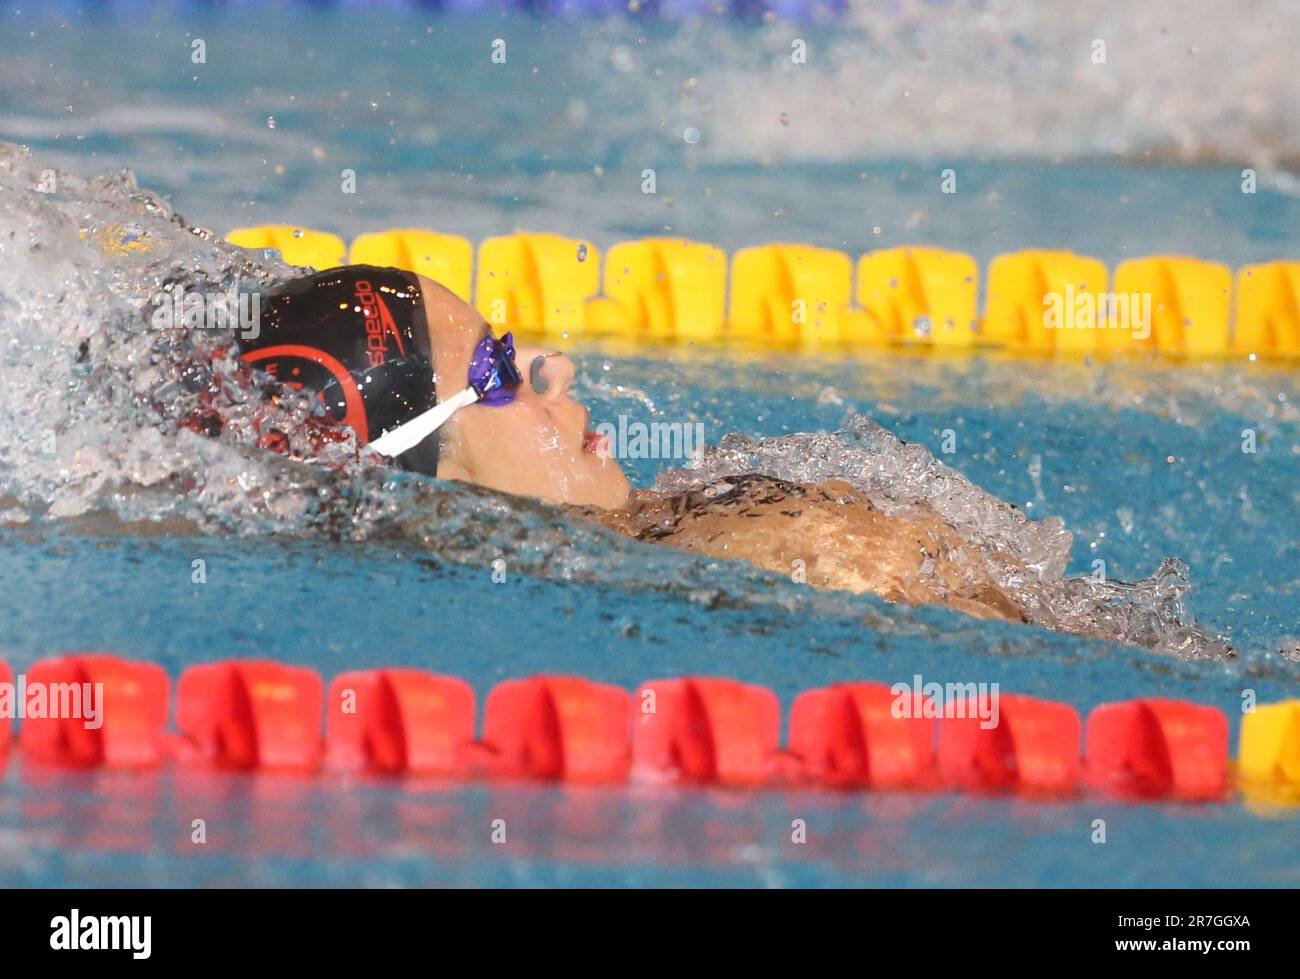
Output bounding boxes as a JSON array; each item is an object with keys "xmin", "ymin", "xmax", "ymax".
[{"xmin": 520, "ymin": 348, "xmax": 575, "ymax": 400}]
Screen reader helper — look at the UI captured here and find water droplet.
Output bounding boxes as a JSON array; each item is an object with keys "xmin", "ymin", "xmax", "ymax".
[
  {"xmin": 779, "ymin": 113, "xmax": 790, "ymax": 126},
  {"xmin": 683, "ymin": 127, "xmax": 701, "ymax": 145},
  {"xmin": 266, "ymin": 116, "xmax": 276, "ymax": 129},
  {"xmin": 610, "ymin": 47, "xmax": 633, "ymax": 72},
  {"xmin": 576, "ymin": 243, "xmax": 588, "ymax": 262}
]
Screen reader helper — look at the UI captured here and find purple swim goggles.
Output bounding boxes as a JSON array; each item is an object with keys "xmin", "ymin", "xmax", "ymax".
[{"xmin": 367, "ymin": 331, "xmax": 523, "ymax": 459}]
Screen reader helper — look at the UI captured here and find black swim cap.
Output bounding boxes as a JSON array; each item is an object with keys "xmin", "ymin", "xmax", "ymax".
[{"xmin": 237, "ymin": 266, "xmax": 441, "ymax": 475}]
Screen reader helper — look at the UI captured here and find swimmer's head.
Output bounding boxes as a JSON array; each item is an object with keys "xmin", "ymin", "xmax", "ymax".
[
  {"xmin": 239, "ymin": 268, "xmax": 629, "ymax": 509},
  {"xmin": 414, "ymin": 276, "xmax": 630, "ymax": 509}
]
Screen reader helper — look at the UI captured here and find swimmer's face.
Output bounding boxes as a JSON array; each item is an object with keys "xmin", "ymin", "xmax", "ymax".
[{"xmin": 417, "ymin": 277, "xmax": 630, "ymax": 509}]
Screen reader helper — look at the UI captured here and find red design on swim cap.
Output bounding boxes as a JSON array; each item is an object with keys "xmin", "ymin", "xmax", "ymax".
[{"xmin": 241, "ymin": 343, "xmax": 370, "ymax": 443}]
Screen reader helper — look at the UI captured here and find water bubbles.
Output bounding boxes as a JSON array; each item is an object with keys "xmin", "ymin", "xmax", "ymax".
[
  {"xmin": 266, "ymin": 116, "xmax": 276, "ymax": 129},
  {"xmin": 646, "ymin": 417, "xmax": 1225, "ymax": 657},
  {"xmin": 682, "ymin": 127, "xmax": 701, "ymax": 145},
  {"xmin": 178, "ymin": 359, "xmax": 211, "ymax": 393},
  {"xmin": 1117, "ymin": 506, "xmax": 1135, "ymax": 534},
  {"xmin": 576, "ymin": 243, "xmax": 588, "ymax": 262},
  {"xmin": 610, "ymin": 47, "xmax": 633, "ymax": 73}
]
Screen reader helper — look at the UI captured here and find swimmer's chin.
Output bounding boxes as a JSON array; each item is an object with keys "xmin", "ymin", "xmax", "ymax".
[{"xmin": 437, "ymin": 461, "xmax": 631, "ymax": 510}]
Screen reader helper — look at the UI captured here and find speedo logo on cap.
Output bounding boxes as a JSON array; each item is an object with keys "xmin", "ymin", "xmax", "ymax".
[{"xmin": 355, "ymin": 279, "xmax": 407, "ymax": 366}]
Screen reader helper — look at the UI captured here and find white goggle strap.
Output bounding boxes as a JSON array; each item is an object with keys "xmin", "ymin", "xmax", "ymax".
[{"xmin": 366, "ymin": 385, "xmax": 480, "ymax": 459}]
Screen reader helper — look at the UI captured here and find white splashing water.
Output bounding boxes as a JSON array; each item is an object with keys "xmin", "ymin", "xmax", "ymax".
[
  {"xmin": 700, "ymin": 0, "xmax": 1300, "ymax": 175},
  {"xmin": 0, "ymin": 142, "xmax": 1228, "ymax": 658},
  {"xmin": 655, "ymin": 417, "xmax": 1229, "ymax": 658}
]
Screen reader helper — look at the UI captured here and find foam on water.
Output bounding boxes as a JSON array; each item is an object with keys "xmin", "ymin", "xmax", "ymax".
[
  {"xmin": 6, "ymin": 1, "xmax": 1299, "ymax": 175},
  {"xmin": 657, "ymin": 420, "xmax": 1224, "ymax": 657},
  {"xmin": 705, "ymin": 0, "xmax": 1300, "ymax": 173},
  {"xmin": 4, "ymin": 1, "xmax": 1299, "ymax": 262}
]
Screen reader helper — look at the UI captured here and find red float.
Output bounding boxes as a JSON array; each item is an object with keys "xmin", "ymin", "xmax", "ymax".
[
  {"xmin": 482, "ymin": 675, "xmax": 631, "ymax": 782},
  {"xmin": 631, "ymin": 677, "xmax": 780, "ymax": 786},
  {"xmin": 325, "ymin": 668, "xmax": 474, "ymax": 775},
  {"xmin": 20, "ymin": 653, "xmax": 169, "ymax": 768},
  {"xmin": 1085, "ymin": 697, "xmax": 1229, "ymax": 799},
  {"xmin": 788, "ymin": 682, "xmax": 934, "ymax": 788},
  {"xmin": 176, "ymin": 659, "xmax": 323, "ymax": 771},
  {"xmin": 936, "ymin": 693, "xmax": 1081, "ymax": 792}
]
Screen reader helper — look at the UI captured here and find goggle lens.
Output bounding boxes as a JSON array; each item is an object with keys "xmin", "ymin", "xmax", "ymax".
[{"xmin": 468, "ymin": 331, "xmax": 523, "ymax": 406}]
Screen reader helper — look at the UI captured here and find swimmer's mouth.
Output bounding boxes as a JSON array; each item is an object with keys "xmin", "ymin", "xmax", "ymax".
[
  {"xmin": 581, "ymin": 408, "xmax": 607, "ymax": 455},
  {"xmin": 583, "ymin": 429, "xmax": 607, "ymax": 455}
]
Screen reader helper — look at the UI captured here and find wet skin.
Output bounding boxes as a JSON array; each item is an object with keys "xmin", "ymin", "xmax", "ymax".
[
  {"xmin": 416, "ymin": 277, "xmax": 1027, "ymax": 622},
  {"xmin": 417, "ymin": 276, "xmax": 630, "ymax": 510}
]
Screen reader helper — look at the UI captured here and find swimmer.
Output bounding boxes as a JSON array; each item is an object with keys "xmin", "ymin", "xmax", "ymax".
[
  {"xmin": 240, "ymin": 266, "xmax": 1032, "ymax": 624},
  {"xmin": 241, "ymin": 265, "xmax": 630, "ymax": 509}
]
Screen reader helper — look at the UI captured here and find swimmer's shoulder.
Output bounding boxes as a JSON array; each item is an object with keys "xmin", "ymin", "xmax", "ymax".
[{"xmin": 579, "ymin": 473, "xmax": 872, "ymax": 541}]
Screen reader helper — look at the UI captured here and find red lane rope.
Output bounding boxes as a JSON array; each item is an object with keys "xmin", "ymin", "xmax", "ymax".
[{"xmin": 0, "ymin": 653, "xmax": 1241, "ymax": 801}]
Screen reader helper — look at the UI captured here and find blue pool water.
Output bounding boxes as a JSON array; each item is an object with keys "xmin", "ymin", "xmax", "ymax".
[
  {"xmin": 1, "ymin": 3, "xmax": 1299, "ymax": 886},
  {"xmin": 3, "ymin": 349, "xmax": 1298, "ymax": 887}
]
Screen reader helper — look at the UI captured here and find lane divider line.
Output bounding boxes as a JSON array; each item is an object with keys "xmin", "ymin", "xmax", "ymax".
[
  {"xmin": 2, "ymin": 654, "xmax": 1297, "ymax": 803},
  {"xmin": 221, "ymin": 227, "xmax": 1300, "ymax": 360}
]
